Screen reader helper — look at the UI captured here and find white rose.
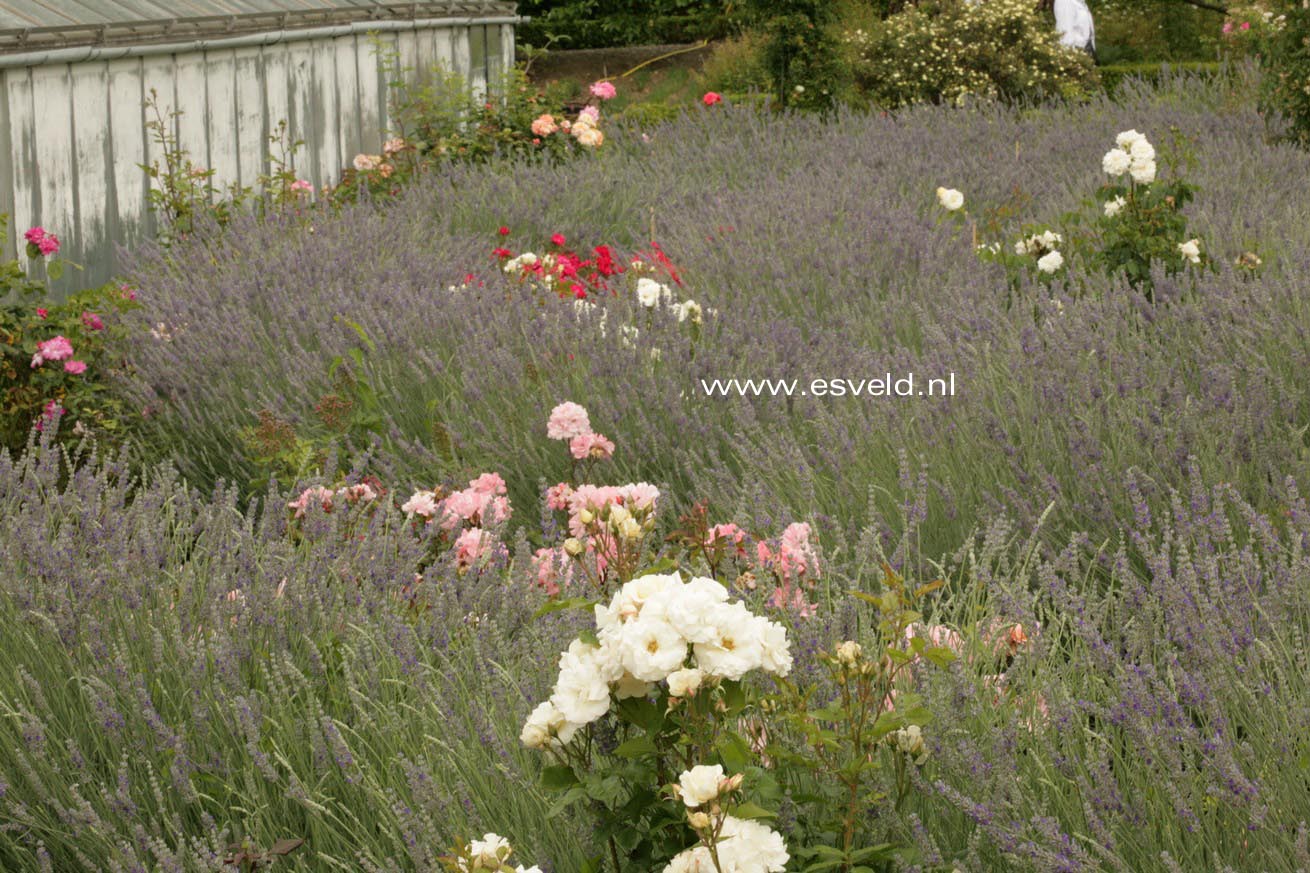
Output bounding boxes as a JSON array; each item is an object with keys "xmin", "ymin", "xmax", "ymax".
[
  {"xmin": 636, "ymin": 277, "xmax": 664, "ymax": 308},
  {"xmin": 836, "ymin": 640, "xmax": 863, "ymax": 666},
  {"xmin": 676, "ymin": 300, "xmax": 703, "ymax": 324},
  {"xmin": 663, "ymin": 846, "xmax": 715, "ymax": 873},
  {"xmin": 619, "ymin": 617, "xmax": 688, "ymax": 682},
  {"xmin": 666, "ymin": 667, "xmax": 704, "ymax": 697},
  {"xmin": 1129, "ymin": 158, "xmax": 1156, "ymax": 185},
  {"xmin": 1115, "ymin": 129, "xmax": 1144, "ymax": 149},
  {"xmin": 550, "ymin": 640, "xmax": 617, "ymax": 725},
  {"xmin": 1036, "ymin": 251, "xmax": 1064, "ymax": 274},
  {"xmin": 693, "ymin": 602, "xmax": 765, "ymax": 680},
  {"xmin": 1103, "ymin": 196, "xmax": 1126, "ymax": 217},
  {"xmin": 1014, "ymin": 238, "xmax": 1032, "ymax": 256},
  {"xmin": 717, "ymin": 816, "xmax": 789, "ymax": 871},
  {"xmin": 677, "ymin": 764, "xmax": 724, "ymax": 807},
  {"xmin": 1178, "ymin": 238, "xmax": 1201, "ymax": 264},
  {"xmin": 1039, "ymin": 230, "xmax": 1062, "ymax": 248},
  {"xmin": 936, "ymin": 186, "xmax": 965, "ymax": 211},
  {"xmin": 1102, "ymin": 148, "xmax": 1131, "ymax": 177},
  {"xmin": 664, "ymin": 577, "xmax": 729, "ymax": 644},
  {"xmin": 520, "ymin": 700, "xmax": 567, "ymax": 749},
  {"xmin": 1129, "ymin": 138, "xmax": 1155, "ymax": 162},
  {"xmin": 757, "ymin": 618, "xmax": 793, "ymax": 677},
  {"xmin": 468, "ymin": 834, "xmax": 512, "ymax": 868}
]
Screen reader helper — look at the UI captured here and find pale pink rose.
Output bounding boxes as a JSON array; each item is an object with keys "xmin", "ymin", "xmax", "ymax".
[
  {"xmin": 63, "ymin": 360, "xmax": 87, "ymax": 374},
  {"xmin": 547, "ymin": 401, "xmax": 591, "ymax": 440},
  {"xmin": 287, "ymin": 485, "xmax": 336, "ymax": 518},
  {"xmin": 289, "ymin": 179, "xmax": 313, "ymax": 193},
  {"xmin": 769, "ymin": 584, "xmax": 817, "ymax": 617},
  {"xmin": 578, "ymin": 105, "xmax": 600, "ymax": 122},
  {"xmin": 545, "ymin": 482, "xmax": 574, "ymax": 511},
  {"xmin": 35, "ymin": 335, "xmax": 74, "ymax": 363},
  {"xmin": 454, "ymin": 527, "xmax": 491, "ymax": 568},
  {"xmin": 619, "ymin": 482, "xmax": 660, "ymax": 512},
  {"xmin": 589, "ymin": 81, "xmax": 617, "ymax": 100},
  {"xmin": 438, "ymin": 486, "xmax": 512, "ymax": 530},
  {"xmin": 352, "ymin": 153, "xmax": 380, "ymax": 172},
  {"xmin": 531, "ymin": 546, "xmax": 576, "ymax": 595},
  {"xmin": 706, "ymin": 522, "xmax": 748, "ymax": 555},
  {"xmin": 530, "ymin": 113, "xmax": 559, "ymax": 137},
  {"xmin": 401, "ymin": 490, "xmax": 439, "ymax": 518},
  {"xmin": 382, "ymin": 137, "xmax": 407, "ymax": 156},
  {"xmin": 570, "ymin": 431, "xmax": 615, "ymax": 460},
  {"xmin": 338, "ymin": 483, "xmax": 377, "ymax": 504},
  {"xmin": 468, "ymin": 472, "xmax": 507, "ymax": 495}
]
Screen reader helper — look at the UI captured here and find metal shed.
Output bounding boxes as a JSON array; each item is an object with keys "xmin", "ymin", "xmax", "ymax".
[{"xmin": 0, "ymin": 1, "xmax": 519, "ymax": 287}]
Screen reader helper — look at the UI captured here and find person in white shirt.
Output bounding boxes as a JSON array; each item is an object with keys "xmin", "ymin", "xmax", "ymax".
[{"xmin": 1052, "ymin": 0, "xmax": 1096, "ymax": 55}]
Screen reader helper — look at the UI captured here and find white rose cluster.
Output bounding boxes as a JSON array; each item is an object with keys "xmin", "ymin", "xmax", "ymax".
[
  {"xmin": 635, "ymin": 276, "xmax": 712, "ymax": 326},
  {"xmin": 1103, "ymin": 195, "xmax": 1126, "ymax": 218},
  {"xmin": 1103, "ymin": 129, "xmax": 1156, "ymax": 185},
  {"xmin": 520, "ymin": 574, "xmax": 792, "ymax": 750},
  {"xmin": 663, "ymin": 816, "xmax": 789, "ymax": 872},
  {"xmin": 1013, "ymin": 229, "xmax": 1061, "ymax": 257},
  {"xmin": 456, "ymin": 833, "xmax": 542, "ymax": 873}
]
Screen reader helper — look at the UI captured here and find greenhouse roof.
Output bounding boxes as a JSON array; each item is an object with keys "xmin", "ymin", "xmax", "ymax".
[{"xmin": 0, "ymin": 0, "xmax": 516, "ymax": 54}]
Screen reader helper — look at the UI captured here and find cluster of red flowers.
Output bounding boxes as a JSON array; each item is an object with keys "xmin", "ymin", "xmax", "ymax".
[{"xmin": 491, "ymin": 226, "xmax": 683, "ymax": 301}]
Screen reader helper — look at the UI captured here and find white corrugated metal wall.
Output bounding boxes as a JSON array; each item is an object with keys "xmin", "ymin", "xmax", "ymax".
[{"xmin": 0, "ymin": 18, "xmax": 515, "ymax": 289}]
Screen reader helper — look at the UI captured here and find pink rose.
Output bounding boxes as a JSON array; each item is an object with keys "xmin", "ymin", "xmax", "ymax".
[
  {"xmin": 24, "ymin": 226, "xmax": 46, "ymax": 244},
  {"xmin": 36, "ymin": 308, "xmax": 48, "ymax": 319},
  {"xmin": 38, "ymin": 234, "xmax": 60, "ymax": 256},
  {"xmin": 82, "ymin": 311, "xmax": 104, "ymax": 331},
  {"xmin": 289, "ymin": 179, "xmax": 313, "ymax": 193},
  {"xmin": 569, "ymin": 432, "xmax": 615, "ymax": 460},
  {"xmin": 287, "ymin": 486, "xmax": 336, "ymax": 518},
  {"xmin": 63, "ymin": 360, "xmax": 87, "ymax": 374},
  {"xmin": 455, "ymin": 527, "xmax": 499, "ymax": 569},
  {"xmin": 35, "ymin": 335, "xmax": 74, "ymax": 363},
  {"xmin": 401, "ymin": 490, "xmax": 439, "ymax": 518},
  {"xmin": 589, "ymin": 80, "xmax": 617, "ymax": 100},
  {"xmin": 547, "ymin": 401, "xmax": 591, "ymax": 441},
  {"xmin": 702, "ymin": 92, "xmax": 722, "ymax": 106},
  {"xmin": 468, "ymin": 472, "xmax": 507, "ymax": 495},
  {"xmin": 545, "ymin": 482, "xmax": 574, "ymax": 511}
]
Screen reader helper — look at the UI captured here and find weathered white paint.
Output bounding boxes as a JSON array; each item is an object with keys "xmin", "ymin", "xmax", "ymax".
[{"xmin": 0, "ymin": 20, "xmax": 514, "ymax": 289}]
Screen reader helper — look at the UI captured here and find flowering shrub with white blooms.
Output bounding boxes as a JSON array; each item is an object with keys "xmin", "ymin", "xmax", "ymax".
[
  {"xmin": 972, "ymin": 127, "xmax": 1207, "ymax": 300},
  {"xmin": 847, "ymin": 0, "xmax": 1097, "ymax": 109}
]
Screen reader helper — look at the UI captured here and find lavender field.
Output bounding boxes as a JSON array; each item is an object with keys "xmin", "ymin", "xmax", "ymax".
[{"xmin": 4, "ymin": 70, "xmax": 1310, "ymax": 872}]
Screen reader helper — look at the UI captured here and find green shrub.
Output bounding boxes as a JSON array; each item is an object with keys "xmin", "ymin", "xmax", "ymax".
[
  {"xmin": 1253, "ymin": 3, "xmax": 1310, "ymax": 147},
  {"xmin": 739, "ymin": 0, "xmax": 848, "ymax": 110},
  {"xmin": 1091, "ymin": 0, "xmax": 1224, "ymax": 65},
  {"xmin": 517, "ymin": 0, "xmax": 732, "ymax": 49},
  {"xmin": 0, "ymin": 217, "xmax": 139, "ymax": 453},
  {"xmin": 848, "ymin": 0, "xmax": 1098, "ymax": 109},
  {"xmin": 697, "ymin": 32, "xmax": 772, "ymax": 95}
]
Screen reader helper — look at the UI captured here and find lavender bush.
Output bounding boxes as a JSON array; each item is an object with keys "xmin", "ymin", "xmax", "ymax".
[
  {"xmin": 4, "ymin": 66, "xmax": 1310, "ymax": 872},
  {"xmin": 121, "ymin": 69, "xmax": 1310, "ymax": 559},
  {"xmin": 2, "ymin": 431, "xmax": 1308, "ymax": 871}
]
